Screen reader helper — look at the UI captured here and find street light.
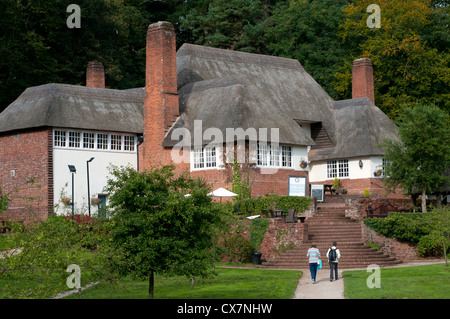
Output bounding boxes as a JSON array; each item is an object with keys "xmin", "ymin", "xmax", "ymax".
[
  {"xmin": 68, "ymin": 165, "xmax": 76, "ymax": 220},
  {"xmin": 86, "ymin": 157, "xmax": 94, "ymax": 217}
]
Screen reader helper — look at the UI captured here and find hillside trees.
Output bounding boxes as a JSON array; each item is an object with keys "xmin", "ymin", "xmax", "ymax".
[
  {"xmin": 1, "ymin": 0, "xmax": 448, "ymax": 120},
  {"xmin": 334, "ymin": 0, "xmax": 450, "ymax": 119}
]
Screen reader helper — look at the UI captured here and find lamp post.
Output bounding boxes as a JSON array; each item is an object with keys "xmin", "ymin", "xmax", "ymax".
[
  {"xmin": 68, "ymin": 165, "xmax": 76, "ymax": 220},
  {"xmin": 86, "ymin": 157, "xmax": 94, "ymax": 217}
]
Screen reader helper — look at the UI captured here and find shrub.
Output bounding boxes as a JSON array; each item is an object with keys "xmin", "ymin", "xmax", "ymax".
[
  {"xmin": 364, "ymin": 208, "xmax": 450, "ymax": 257},
  {"xmin": 233, "ymin": 195, "xmax": 312, "ymax": 215},
  {"xmin": 249, "ymin": 219, "xmax": 269, "ymax": 252},
  {"xmin": 221, "ymin": 233, "xmax": 253, "ymax": 263}
]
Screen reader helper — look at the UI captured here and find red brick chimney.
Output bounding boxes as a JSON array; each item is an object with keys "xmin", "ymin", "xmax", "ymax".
[
  {"xmin": 86, "ymin": 61, "xmax": 105, "ymax": 88},
  {"xmin": 352, "ymin": 58, "xmax": 374, "ymax": 104},
  {"xmin": 142, "ymin": 21, "xmax": 179, "ymax": 169}
]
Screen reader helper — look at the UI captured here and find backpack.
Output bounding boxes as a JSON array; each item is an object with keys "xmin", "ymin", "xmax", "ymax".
[{"xmin": 329, "ymin": 248, "xmax": 337, "ymax": 262}]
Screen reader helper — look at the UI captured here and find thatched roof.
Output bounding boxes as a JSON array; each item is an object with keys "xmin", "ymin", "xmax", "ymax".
[
  {"xmin": 164, "ymin": 44, "xmax": 337, "ymax": 147},
  {"xmin": 0, "ymin": 43, "xmax": 398, "ymax": 163},
  {"xmin": 308, "ymin": 97, "xmax": 399, "ymax": 161},
  {"xmin": 0, "ymin": 84, "xmax": 144, "ymax": 134}
]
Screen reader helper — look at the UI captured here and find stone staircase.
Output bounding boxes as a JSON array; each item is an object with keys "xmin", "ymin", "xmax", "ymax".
[{"xmin": 263, "ymin": 203, "xmax": 402, "ymax": 269}]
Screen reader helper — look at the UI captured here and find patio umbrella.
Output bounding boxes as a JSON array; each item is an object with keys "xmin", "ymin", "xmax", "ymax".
[{"xmin": 207, "ymin": 187, "xmax": 238, "ymax": 202}]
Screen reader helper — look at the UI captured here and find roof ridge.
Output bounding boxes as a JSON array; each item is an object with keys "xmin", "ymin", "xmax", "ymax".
[
  {"xmin": 177, "ymin": 43, "xmax": 302, "ymax": 70},
  {"xmin": 20, "ymin": 83, "xmax": 145, "ymax": 102}
]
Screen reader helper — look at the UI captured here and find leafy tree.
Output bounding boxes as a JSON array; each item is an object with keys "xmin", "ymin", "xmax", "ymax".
[
  {"xmin": 266, "ymin": 0, "xmax": 350, "ymax": 100},
  {"xmin": 335, "ymin": 0, "xmax": 450, "ymax": 119},
  {"xmin": 0, "ymin": 215, "xmax": 109, "ymax": 298},
  {"xmin": 104, "ymin": 165, "xmax": 228, "ymax": 298},
  {"xmin": 381, "ymin": 104, "xmax": 450, "ymax": 212},
  {"xmin": 180, "ymin": 0, "xmax": 271, "ymax": 53}
]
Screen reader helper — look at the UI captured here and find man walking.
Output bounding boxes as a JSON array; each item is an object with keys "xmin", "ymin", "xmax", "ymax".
[{"xmin": 326, "ymin": 241, "xmax": 341, "ymax": 281}]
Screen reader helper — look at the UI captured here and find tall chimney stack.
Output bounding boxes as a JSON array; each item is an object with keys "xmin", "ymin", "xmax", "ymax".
[
  {"xmin": 352, "ymin": 58, "xmax": 374, "ymax": 104},
  {"xmin": 142, "ymin": 21, "xmax": 179, "ymax": 169},
  {"xmin": 86, "ymin": 61, "xmax": 105, "ymax": 88}
]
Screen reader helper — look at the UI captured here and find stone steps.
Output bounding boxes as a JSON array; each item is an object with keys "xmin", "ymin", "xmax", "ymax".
[{"xmin": 262, "ymin": 203, "xmax": 402, "ymax": 269}]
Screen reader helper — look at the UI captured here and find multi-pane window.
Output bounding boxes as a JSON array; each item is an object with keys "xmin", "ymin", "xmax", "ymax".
[
  {"xmin": 205, "ymin": 146, "xmax": 216, "ymax": 168},
  {"xmin": 83, "ymin": 132, "xmax": 95, "ymax": 149},
  {"xmin": 193, "ymin": 146, "xmax": 217, "ymax": 169},
  {"xmin": 110, "ymin": 134, "xmax": 122, "ymax": 151},
  {"xmin": 327, "ymin": 160, "xmax": 337, "ymax": 178},
  {"xmin": 54, "ymin": 130, "xmax": 66, "ymax": 147},
  {"xmin": 53, "ymin": 129, "xmax": 135, "ymax": 152},
  {"xmin": 281, "ymin": 146, "xmax": 292, "ymax": 167},
  {"xmin": 338, "ymin": 160, "xmax": 349, "ymax": 177},
  {"xmin": 257, "ymin": 144, "xmax": 268, "ymax": 166},
  {"xmin": 97, "ymin": 134, "xmax": 108, "ymax": 150},
  {"xmin": 124, "ymin": 136, "xmax": 135, "ymax": 151},
  {"xmin": 68, "ymin": 132, "xmax": 81, "ymax": 148},
  {"xmin": 257, "ymin": 143, "xmax": 292, "ymax": 168},
  {"xmin": 327, "ymin": 159, "xmax": 349, "ymax": 178}
]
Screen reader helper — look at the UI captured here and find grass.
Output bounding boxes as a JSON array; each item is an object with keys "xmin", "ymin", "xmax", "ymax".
[
  {"xmin": 64, "ymin": 267, "xmax": 302, "ymax": 299},
  {"xmin": 343, "ymin": 263, "xmax": 450, "ymax": 299}
]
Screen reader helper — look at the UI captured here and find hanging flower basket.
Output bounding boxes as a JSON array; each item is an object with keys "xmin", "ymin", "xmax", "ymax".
[
  {"xmin": 300, "ymin": 161, "xmax": 308, "ymax": 169},
  {"xmin": 91, "ymin": 198, "xmax": 102, "ymax": 205},
  {"xmin": 61, "ymin": 197, "xmax": 71, "ymax": 205}
]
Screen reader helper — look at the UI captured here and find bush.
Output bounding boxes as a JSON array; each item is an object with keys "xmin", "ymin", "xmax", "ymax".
[
  {"xmin": 233, "ymin": 195, "xmax": 312, "ymax": 215},
  {"xmin": 364, "ymin": 208, "xmax": 450, "ymax": 257},
  {"xmin": 221, "ymin": 233, "xmax": 253, "ymax": 263}
]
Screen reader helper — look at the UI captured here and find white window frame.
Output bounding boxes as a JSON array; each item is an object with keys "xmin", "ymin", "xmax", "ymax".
[
  {"xmin": 192, "ymin": 146, "xmax": 217, "ymax": 170},
  {"xmin": 327, "ymin": 159, "xmax": 349, "ymax": 178},
  {"xmin": 53, "ymin": 129, "xmax": 136, "ymax": 153},
  {"xmin": 54, "ymin": 130, "xmax": 66, "ymax": 147},
  {"xmin": 257, "ymin": 143, "xmax": 292, "ymax": 168}
]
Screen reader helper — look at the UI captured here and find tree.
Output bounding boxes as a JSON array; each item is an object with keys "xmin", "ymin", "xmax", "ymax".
[
  {"xmin": 381, "ymin": 103, "xmax": 450, "ymax": 212},
  {"xmin": 104, "ymin": 165, "xmax": 228, "ymax": 298},
  {"xmin": 180, "ymin": 0, "xmax": 271, "ymax": 53},
  {"xmin": 335, "ymin": 0, "xmax": 450, "ymax": 119},
  {"xmin": 266, "ymin": 0, "xmax": 351, "ymax": 100}
]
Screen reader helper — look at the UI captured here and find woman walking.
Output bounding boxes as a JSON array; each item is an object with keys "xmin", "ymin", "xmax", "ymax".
[{"xmin": 306, "ymin": 243, "xmax": 321, "ymax": 284}]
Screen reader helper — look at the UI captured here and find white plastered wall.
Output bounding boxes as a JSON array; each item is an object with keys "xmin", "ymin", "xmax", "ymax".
[
  {"xmin": 309, "ymin": 156, "xmax": 384, "ymax": 182},
  {"xmin": 53, "ymin": 148, "xmax": 137, "ymax": 216}
]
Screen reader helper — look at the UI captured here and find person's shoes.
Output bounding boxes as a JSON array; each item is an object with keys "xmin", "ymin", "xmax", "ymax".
[{"xmin": 330, "ymin": 278, "xmax": 333, "ymax": 281}]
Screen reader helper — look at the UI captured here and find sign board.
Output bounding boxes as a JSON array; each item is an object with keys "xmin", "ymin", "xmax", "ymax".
[
  {"xmin": 310, "ymin": 184, "xmax": 324, "ymax": 202},
  {"xmin": 288, "ymin": 176, "xmax": 306, "ymax": 197}
]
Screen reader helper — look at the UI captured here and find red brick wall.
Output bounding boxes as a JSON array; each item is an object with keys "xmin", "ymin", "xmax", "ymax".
[
  {"xmin": 352, "ymin": 58, "xmax": 375, "ymax": 104},
  {"xmin": 86, "ymin": 61, "xmax": 105, "ymax": 88},
  {"xmin": 311, "ymin": 177, "xmax": 406, "ymax": 198},
  {"xmin": 142, "ymin": 21, "xmax": 179, "ymax": 169},
  {"xmin": 0, "ymin": 128, "xmax": 52, "ymax": 223}
]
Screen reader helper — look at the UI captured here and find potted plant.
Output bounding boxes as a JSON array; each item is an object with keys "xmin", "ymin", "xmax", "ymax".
[
  {"xmin": 300, "ymin": 158, "xmax": 309, "ymax": 169},
  {"xmin": 374, "ymin": 169, "xmax": 382, "ymax": 177},
  {"xmin": 61, "ymin": 196, "xmax": 71, "ymax": 205},
  {"xmin": 91, "ymin": 197, "xmax": 102, "ymax": 205}
]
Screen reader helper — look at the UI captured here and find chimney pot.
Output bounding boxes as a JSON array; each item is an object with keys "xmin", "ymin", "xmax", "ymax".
[
  {"xmin": 352, "ymin": 58, "xmax": 375, "ymax": 104},
  {"xmin": 86, "ymin": 61, "xmax": 105, "ymax": 88}
]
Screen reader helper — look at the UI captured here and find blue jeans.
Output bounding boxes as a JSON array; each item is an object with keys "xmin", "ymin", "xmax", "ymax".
[
  {"xmin": 309, "ymin": 263, "xmax": 318, "ymax": 281},
  {"xmin": 329, "ymin": 262, "xmax": 338, "ymax": 280}
]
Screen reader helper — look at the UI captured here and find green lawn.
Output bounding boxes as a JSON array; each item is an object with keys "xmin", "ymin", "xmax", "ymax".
[
  {"xmin": 64, "ymin": 267, "xmax": 302, "ymax": 299},
  {"xmin": 343, "ymin": 263, "xmax": 450, "ymax": 299}
]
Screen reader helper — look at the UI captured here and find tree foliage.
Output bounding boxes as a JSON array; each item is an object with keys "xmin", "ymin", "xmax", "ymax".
[
  {"xmin": 104, "ymin": 165, "xmax": 230, "ymax": 298},
  {"xmin": 381, "ymin": 103, "xmax": 450, "ymax": 212},
  {"xmin": 1, "ymin": 0, "xmax": 448, "ymax": 121},
  {"xmin": 334, "ymin": 0, "xmax": 450, "ymax": 119}
]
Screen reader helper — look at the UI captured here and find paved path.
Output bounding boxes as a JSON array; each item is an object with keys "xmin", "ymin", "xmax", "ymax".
[
  {"xmin": 293, "ymin": 267, "xmax": 344, "ymax": 299},
  {"xmin": 292, "ymin": 259, "xmax": 446, "ymax": 299}
]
